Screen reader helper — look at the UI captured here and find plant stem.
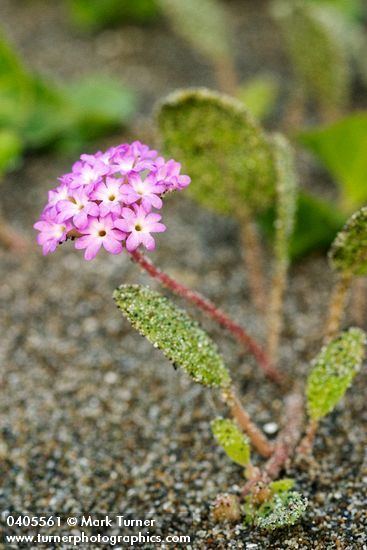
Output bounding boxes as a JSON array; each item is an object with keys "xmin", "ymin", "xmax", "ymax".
[
  {"xmin": 282, "ymin": 86, "xmax": 305, "ymax": 133},
  {"xmin": 264, "ymin": 391, "xmax": 304, "ymax": 479},
  {"xmin": 266, "ymin": 260, "xmax": 288, "ymax": 365},
  {"xmin": 222, "ymin": 387, "xmax": 274, "ymax": 458},
  {"xmin": 214, "ymin": 55, "xmax": 239, "ymax": 97},
  {"xmin": 350, "ymin": 277, "xmax": 367, "ymax": 328},
  {"xmin": 214, "ymin": 54, "xmax": 269, "ymax": 314},
  {"xmin": 129, "ymin": 250, "xmax": 284, "ymax": 384},
  {"xmin": 324, "ymin": 272, "xmax": 352, "ymax": 342},
  {"xmin": 242, "ymin": 390, "xmax": 304, "ymax": 495},
  {"xmin": 0, "ymin": 219, "xmax": 27, "ymax": 252},
  {"xmin": 297, "ymin": 419, "xmax": 318, "ymax": 456},
  {"xmin": 238, "ymin": 212, "xmax": 267, "ymax": 313}
]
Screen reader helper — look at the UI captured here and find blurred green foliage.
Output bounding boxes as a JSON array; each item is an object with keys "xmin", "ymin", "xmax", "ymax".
[
  {"xmin": 0, "ymin": 130, "xmax": 22, "ymax": 174},
  {"xmin": 237, "ymin": 75, "xmax": 280, "ymax": 122},
  {"xmin": 272, "ymin": 0, "xmax": 351, "ymax": 116},
  {"xmin": 157, "ymin": 0, "xmax": 231, "ymax": 63},
  {"xmin": 271, "ymin": 134, "xmax": 298, "ymax": 267},
  {"xmin": 259, "ymin": 191, "xmax": 345, "ymax": 260},
  {"xmin": 0, "ymin": 31, "xmax": 136, "ymax": 166},
  {"xmin": 299, "ymin": 113, "xmax": 367, "ymax": 211},
  {"xmin": 308, "ymin": 0, "xmax": 364, "ymax": 22},
  {"xmin": 66, "ymin": 0, "xmax": 159, "ymax": 31}
]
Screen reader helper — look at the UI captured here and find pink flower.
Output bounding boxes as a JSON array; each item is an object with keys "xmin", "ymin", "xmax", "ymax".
[
  {"xmin": 34, "ymin": 214, "xmax": 71, "ymax": 255},
  {"xmin": 111, "ymin": 141, "xmax": 161, "ymax": 175},
  {"xmin": 57, "ymin": 190, "xmax": 99, "ymax": 229},
  {"xmin": 67, "ymin": 160, "xmax": 110, "ymax": 190},
  {"xmin": 35, "ymin": 142, "xmax": 189, "ymax": 259},
  {"xmin": 81, "ymin": 146, "xmax": 120, "ymax": 167},
  {"xmin": 44, "ymin": 183, "xmax": 70, "ymax": 217},
  {"xmin": 92, "ymin": 177, "xmax": 124, "ymax": 217},
  {"xmin": 156, "ymin": 160, "xmax": 191, "ymax": 191},
  {"xmin": 115, "ymin": 205, "xmax": 166, "ymax": 252},
  {"xmin": 74, "ymin": 216, "xmax": 125, "ymax": 261},
  {"xmin": 120, "ymin": 172, "xmax": 165, "ymax": 211}
]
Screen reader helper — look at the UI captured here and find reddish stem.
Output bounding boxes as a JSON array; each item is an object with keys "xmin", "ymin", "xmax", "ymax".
[
  {"xmin": 223, "ymin": 387, "xmax": 274, "ymax": 458},
  {"xmin": 264, "ymin": 392, "xmax": 304, "ymax": 479},
  {"xmin": 297, "ymin": 419, "xmax": 318, "ymax": 456},
  {"xmin": 242, "ymin": 391, "xmax": 304, "ymax": 495},
  {"xmin": 0, "ymin": 219, "xmax": 28, "ymax": 253},
  {"xmin": 129, "ymin": 249, "xmax": 284, "ymax": 385}
]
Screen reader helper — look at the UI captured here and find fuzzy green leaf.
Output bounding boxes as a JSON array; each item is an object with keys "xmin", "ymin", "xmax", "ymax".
[
  {"xmin": 299, "ymin": 113, "xmax": 367, "ymax": 211},
  {"xmin": 255, "ymin": 491, "xmax": 307, "ymax": 531},
  {"xmin": 157, "ymin": 0, "xmax": 231, "ymax": 62},
  {"xmin": 211, "ymin": 418, "xmax": 250, "ymax": 467},
  {"xmin": 157, "ymin": 88, "xmax": 276, "ymax": 216},
  {"xmin": 329, "ymin": 207, "xmax": 367, "ymax": 276},
  {"xmin": 306, "ymin": 328, "xmax": 366, "ymax": 421},
  {"xmin": 269, "ymin": 478, "xmax": 295, "ymax": 494},
  {"xmin": 272, "ymin": 0, "xmax": 350, "ymax": 113},
  {"xmin": 114, "ymin": 285, "xmax": 231, "ymax": 388},
  {"xmin": 271, "ymin": 134, "xmax": 298, "ymax": 267}
]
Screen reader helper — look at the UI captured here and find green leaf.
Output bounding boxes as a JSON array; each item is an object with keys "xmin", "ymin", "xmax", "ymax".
[
  {"xmin": 0, "ymin": 130, "xmax": 22, "ymax": 174},
  {"xmin": 211, "ymin": 418, "xmax": 250, "ymax": 467},
  {"xmin": 271, "ymin": 134, "xmax": 298, "ymax": 266},
  {"xmin": 65, "ymin": 76, "xmax": 136, "ymax": 137},
  {"xmin": 0, "ymin": 31, "xmax": 136, "ymax": 153},
  {"xmin": 308, "ymin": 0, "xmax": 364, "ymax": 23},
  {"xmin": 269, "ymin": 478, "xmax": 295, "ymax": 494},
  {"xmin": 114, "ymin": 285, "xmax": 231, "ymax": 388},
  {"xmin": 157, "ymin": 88, "xmax": 276, "ymax": 216},
  {"xmin": 255, "ymin": 491, "xmax": 307, "ymax": 531},
  {"xmin": 66, "ymin": 0, "xmax": 159, "ymax": 30},
  {"xmin": 306, "ymin": 328, "xmax": 366, "ymax": 421},
  {"xmin": 272, "ymin": 1, "xmax": 351, "ymax": 113},
  {"xmin": 237, "ymin": 74, "xmax": 279, "ymax": 121},
  {"xmin": 299, "ymin": 113, "xmax": 367, "ymax": 211},
  {"xmin": 329, "ymin": 207, "xmax": 367, "ymax": 276},
  {"xmin": 258, "ymin": 191, "xmax": 345, "ymax": 261},
  {"xmin": 0, "ymin": 32, "xmax": 33, "ymax": 128},
  {"xmin": 22, "ymin": 77, "xmax": 74, "ymax": 149},
  {"xmin": 157, "ymin": 0, "xmax": 231, "ymax": 62}
]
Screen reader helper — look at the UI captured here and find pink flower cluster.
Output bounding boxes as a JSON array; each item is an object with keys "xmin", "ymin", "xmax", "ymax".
[{"xmin": 34, "ymin": 142, "xmax": 190, "ymax": 260}]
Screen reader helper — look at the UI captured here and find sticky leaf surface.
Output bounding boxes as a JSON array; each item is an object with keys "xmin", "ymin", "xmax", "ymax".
[
  {"xmin": 157, "ymin": 88, "xmax": 276, "ymax": 216},
  {"xmin": 329, "ymin": 206, "xmax": 367, "ymax": 276},
  {"xmin": 211, "ymin": 418, "xmax": 250, "ymax": 466},
  {"xmin": 114, "ymin": 285, "xmax": 231, "ymax": 388},
  {"xmin": 306, "ymin": 328, "xmax": 366, "ymax": 420},
  {"xmin": 255, "ymin": 491, "xmax": 307, "ymax": 531}
]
